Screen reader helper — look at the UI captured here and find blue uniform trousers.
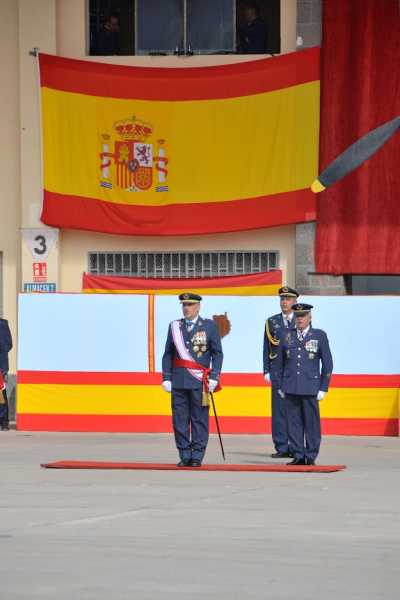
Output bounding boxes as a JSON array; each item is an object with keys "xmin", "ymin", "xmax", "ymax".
[
  {"xmin": 0, "ymin": 389, "xmax": 8, "ymax": 425},
  {"xmin": 172, "ymin": 388, "xmax": 210, "ymax": 462},
  {"xmin": 271, "ymin": 382, "xmax": 289, "ymax": 454},
  {"xmin": 284, "ymin": 394, "xmax": 321, "ymax": 461}
]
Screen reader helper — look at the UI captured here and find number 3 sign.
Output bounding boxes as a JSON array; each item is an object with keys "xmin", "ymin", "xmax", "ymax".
[{"xmin": 22, "ymin": 228, "xmax": 58, "ymax": 261}]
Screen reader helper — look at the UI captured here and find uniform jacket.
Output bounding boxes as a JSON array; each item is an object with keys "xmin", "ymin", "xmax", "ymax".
[
  {"xmin": 263, "ymin": 313, "xmax": 296, "ymax": 384},
  {"xmin": 275, "ymin": 326, "xmax": 333, "ymax": 396},
  {"xmin": 0, "ymin": 319, "xmax": 12, "ymax": 374},
  {"xmin": 162, "ymin": 317, "xmax": 223, "ymax": 390}
]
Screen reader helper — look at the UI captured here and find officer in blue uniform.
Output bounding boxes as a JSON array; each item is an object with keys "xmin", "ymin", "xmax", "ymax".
[
  {"xmin": 162, "ymin": 293, "xmax": 223, "ymax": 467},
  {"xmin": 263, "ymin": 286, "xmax": 299, "ymax": 458},
  {"xmin": 275, "ymin": 303, "xmax": 333, "ymax": 465},
  {"xmin": 0, "ymin": 318, "xmax": 13, "ymax": 431}
]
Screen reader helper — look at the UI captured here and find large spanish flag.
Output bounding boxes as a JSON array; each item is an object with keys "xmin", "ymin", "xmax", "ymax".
[{"xmin": 40, "ymin": 49, "xmax": 320, "ymax": 236}]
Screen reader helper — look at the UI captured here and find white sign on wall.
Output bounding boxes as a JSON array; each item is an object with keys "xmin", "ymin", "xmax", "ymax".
[
  {"xmin": 21, "ymin": 228, "xmax": 59, "ymax": 293},
  {"xmin": 22, "ymin": 228, "xmax": 58, "ymax": 261}
]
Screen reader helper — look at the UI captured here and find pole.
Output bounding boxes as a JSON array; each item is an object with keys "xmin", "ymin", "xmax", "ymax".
[{"xmin": 210, "ymin": 392, "xmax": 225, "ymax": 461}]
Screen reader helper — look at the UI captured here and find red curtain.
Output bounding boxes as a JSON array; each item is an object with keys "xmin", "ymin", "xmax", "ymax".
[{"xmin": 316, "ymin": 0, "xmax": 400, "ymax": 275}]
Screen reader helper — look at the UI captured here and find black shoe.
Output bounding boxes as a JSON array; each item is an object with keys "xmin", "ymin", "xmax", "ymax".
[
  {"xmin": 287, "ymin": 458, "xmax": 306, "ymax": 466},
  {"xmin": 190, "ymin": 460, "xmax": 202, "ymax": 467},
  {"xmin": 1, "ymin": 423, "xmax": 9, "ymax": 431},
  {"xmin": 306, "ymin": 458, "xmax": 316, "ymax": 466},
  {"xmin": 271, "ymin": 451, "xmax": 291, "ymax": 459},
  {"xmin": 177, "ymin": 460, "xmax": 191, "ymax": 467}
]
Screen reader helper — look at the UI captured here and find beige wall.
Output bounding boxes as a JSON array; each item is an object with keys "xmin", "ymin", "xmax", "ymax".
[
  {"xmin": 0, "ymin": 0, "xmax": 20, "ymax": 371},
  {"xmin": 61, "ymin": 225, "xmax": 296, "ymax": 292},
  {"xmin": 0, "ymin": 0, "xmax": 298, "ymax": 373}
]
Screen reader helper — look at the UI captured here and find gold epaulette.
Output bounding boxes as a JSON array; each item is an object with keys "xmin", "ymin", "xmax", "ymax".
[{"xmin": 265, "ymin": 319, "xmax": 279, "ymax": 359}]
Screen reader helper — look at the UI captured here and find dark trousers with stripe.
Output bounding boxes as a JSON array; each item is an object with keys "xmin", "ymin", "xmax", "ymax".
[
  {"xmin": 172, "ymin": 388, "xmax": 210, "ymax": 462},
  {"xmin": 271, "ymin": 383, "xmax": 289, "ymax": 454},
  {"xmin": 284, "ymin": 394, "xmax": 321, "ymax": 461}
]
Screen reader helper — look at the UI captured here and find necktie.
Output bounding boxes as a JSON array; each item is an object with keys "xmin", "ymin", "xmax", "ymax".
[
  {"xmin": 186, "ymin": 320, "xmax": 194, "ymax": 332},
  {"xmin": 297, "ymin": 329, "xmax": 304, "ymax": 342}
]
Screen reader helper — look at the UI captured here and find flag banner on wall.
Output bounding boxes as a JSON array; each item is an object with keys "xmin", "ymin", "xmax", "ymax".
[
  {"xmin": 82, "ymin": 270, "xmax": 282, "ymax": 295},
  {"xmin": 39, "ymin": 50, "xmax": 320, "ymax": 236}
]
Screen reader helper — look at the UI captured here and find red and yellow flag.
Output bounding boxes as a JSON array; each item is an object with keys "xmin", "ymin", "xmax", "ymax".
[
  {"xmin": 82, "ymin": 271, "xmax": 282, "ymax": 296},
  {"xmin": 40, "ymin": 50, "xmax": 320, "ymax": 236}
]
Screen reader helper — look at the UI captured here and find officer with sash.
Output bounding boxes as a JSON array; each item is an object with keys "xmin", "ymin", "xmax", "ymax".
[
  {"xmin": 263, "ymin": 286, "xmax": 298, "ymax": 458},
  {"xmin": 275, "ymin": 303, "xmax": 333, "ymax": 465},
  {"xmin": 162, "ymin": 293, "xmax": 223, "ymax": 467}
]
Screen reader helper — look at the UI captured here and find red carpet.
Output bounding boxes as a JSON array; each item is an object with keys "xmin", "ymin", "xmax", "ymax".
[{"xmin": 41, "ymin": 460, "xmax": 346, "ymax": 473}]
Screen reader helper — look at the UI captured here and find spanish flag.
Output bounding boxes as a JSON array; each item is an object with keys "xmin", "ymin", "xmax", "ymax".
[{"xmin": 40, "ymin": 49, "xmax": 320, "ymax": 236}]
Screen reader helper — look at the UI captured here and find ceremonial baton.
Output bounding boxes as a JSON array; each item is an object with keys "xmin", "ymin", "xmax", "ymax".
[{"xmin": 210, "ymin": 391, "xmax": 226, "ymax": 461}]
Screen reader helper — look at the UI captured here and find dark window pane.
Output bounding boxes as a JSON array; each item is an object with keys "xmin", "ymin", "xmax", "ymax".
[
  {"xmin": 89, "ymin": 254, "xmax": 98, "ymax": 272},
  {"xmin": 115, "ymin": 254, "xmax": 122, "ymax": 273},
  {"xmin": 136, "ymin": 0, "xmax": 183, "ymax": 55},
  {"xmin": 107, "ymin": 254, "xmax": 114, "ymax": 272},
  {"xmin": 122, "ymin": 253, "xmax": 131, "ymax": 272},
  {"xmin": 269, "ymin": 253, "xmax": 278, "ymax": 269},
  {"xmin": 147, "ymin": 254, "xmax": 155, "ymax": 275},
  {"xmin": 188, "ymin": 0, "xmax": 235, "ymax": 54},
  {"xmin": 228, "ymin": 253, "xmax": 235, "ymax": 274},
  {"xmin": 164, "ymin": 254, "xmax": 171, "ymax": 276},
  {"xmin": 345, "ymin": 275, "xmax": 400, "ymax": 295},
  {"xmin": 89, "ymin": 0, "xmax": 134, "ymax": 56},
  {"xmin": 195, "ymin": 254, "xmax": 203, "ymax": 275},
  {"xmin": 99, "ymin": 254, "xmax": 106, "ymax": 273}
]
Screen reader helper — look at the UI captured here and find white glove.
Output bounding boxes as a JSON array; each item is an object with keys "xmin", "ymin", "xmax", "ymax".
[
  {"xmin": 278, "ymin": 389, "xmax": 285, "ymax": 399},
  {"xmin": 264, "ymin": 373, "xmax": 271, "ymax": 384},
  {"xmin": 208, "ymin": 379, "xmax": 218, "ymax": 393},
  {"xmin": 317, "ymin": 390, "xmax": 326, "ymax": 401},
  {"xmin": 162, "ymin": 380, "xmax": 172, "ymax": 393}
]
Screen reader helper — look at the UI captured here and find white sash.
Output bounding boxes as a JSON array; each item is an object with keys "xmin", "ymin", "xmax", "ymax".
[{"xmin": 171, "ymin": 320, "xmax": 203, "ymax": 382}]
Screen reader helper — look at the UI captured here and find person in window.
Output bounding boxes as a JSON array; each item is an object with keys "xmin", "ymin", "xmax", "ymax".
[
  {"xmin": 94, "ymin": 12, "xmax": 120, "ymax": 56},
  {"xmin": 238, "ymin": 1, "xmax": 268, "ymax": 54}
]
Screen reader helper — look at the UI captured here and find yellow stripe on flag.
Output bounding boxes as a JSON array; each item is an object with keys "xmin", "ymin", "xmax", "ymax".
[
  {"xmin": 42, "ymin": 82, "xmax": 319, "ymax": 207},
  {"xmin": 17, "ymin": 384, "xmax": 398, "ymax": 419}
]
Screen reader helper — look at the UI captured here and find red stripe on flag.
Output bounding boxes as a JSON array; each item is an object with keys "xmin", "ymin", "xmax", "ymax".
[
  {"xmin": 16, "ymin": 414, "xmax": 398, "ymax": 436},
  {"xmin": 39, "ymin": 49, "xmax": 320, "ymax": 101},
  {"xmin": 17, "ymin": 371, "xmax": 400, "ymax": 387},
  {"xmin": 41, "ymin": 188, "xmax": 316, "ymax": 236}
]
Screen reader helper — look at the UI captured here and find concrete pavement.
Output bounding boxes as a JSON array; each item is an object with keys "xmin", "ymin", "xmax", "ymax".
[{"xmin": 0, "ymin": 431, "xmax": 398, "ymax": 599}]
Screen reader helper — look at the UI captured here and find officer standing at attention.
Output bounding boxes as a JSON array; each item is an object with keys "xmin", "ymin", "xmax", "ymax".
[
  {"xmin": 275, "ymin": 303, "xmax": 333, "ymax": 465},
  {"xmin": 0, "ymin": 317, "xmax": 13, "ymax": 431},
  {"xmin": 263, "ymin": 286, "xmax": 299, "ymax": 458},
  {"xmin": 162, "ymin": 293, "xmax": 223, "ymax": 467}
]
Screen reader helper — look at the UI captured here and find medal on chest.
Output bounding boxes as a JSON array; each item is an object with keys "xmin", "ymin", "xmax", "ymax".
[
  {"xmin": 191, "ymin": 330, "xmax": 207, "ymax": 357},
  {"xmin": 305, "ymin": 339, "xmax": 318, "ymax": 354}
]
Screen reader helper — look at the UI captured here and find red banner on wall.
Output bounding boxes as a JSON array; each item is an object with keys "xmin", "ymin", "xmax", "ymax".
[
  {"xmin": 316, "ymin": 0, "xmax": 400, "ymax": 274},
  {"xmin": 82, "ymin": 271, "xmax": 282, "ymax": 295}
]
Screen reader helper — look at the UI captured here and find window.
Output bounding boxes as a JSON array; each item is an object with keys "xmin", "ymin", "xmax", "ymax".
[
  {"xmin": 88, "ymin": 0, "xmax": 280, "ymax": 56},
  {"xmin": 88, "ymin": 251, "xmax": 279, "ymax": 277},
  {"xmin": 344, "ymin": 275, "xmax": 400, "ymax": 295}
]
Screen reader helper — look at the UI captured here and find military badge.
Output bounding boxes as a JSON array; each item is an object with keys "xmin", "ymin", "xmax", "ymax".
[{"xmin": 308, "ymin": 353, "xmax": 315, "ymax": 359}]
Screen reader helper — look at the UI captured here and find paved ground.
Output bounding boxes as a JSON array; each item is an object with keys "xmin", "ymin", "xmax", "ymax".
[{"xmin": 0, "ymin": 431, "xmax": 398, "ymax": 599}]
